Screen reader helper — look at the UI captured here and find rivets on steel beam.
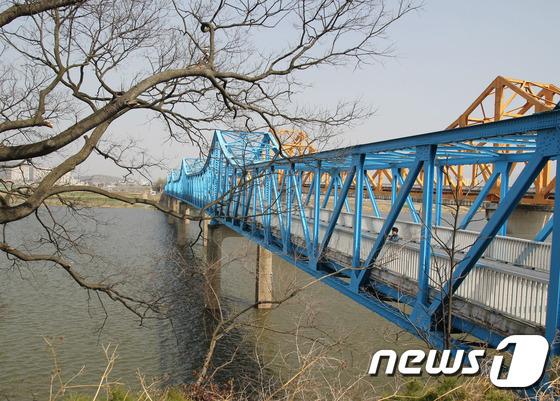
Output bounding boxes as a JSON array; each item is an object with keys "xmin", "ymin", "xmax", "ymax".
[{"xmin": 537, "ymin": 128, "xmax": 560, "ymax": 157}]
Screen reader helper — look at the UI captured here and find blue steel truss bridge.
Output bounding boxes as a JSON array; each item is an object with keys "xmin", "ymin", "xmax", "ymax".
[{"xmin": 164, "ymin": 106, "xmax": 560, "ymax": 357}]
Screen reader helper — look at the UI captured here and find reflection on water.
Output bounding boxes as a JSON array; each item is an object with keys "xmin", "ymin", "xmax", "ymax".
[{"xmin": 0, "ymin": 207, "xmax": 424, "ymax": 400}]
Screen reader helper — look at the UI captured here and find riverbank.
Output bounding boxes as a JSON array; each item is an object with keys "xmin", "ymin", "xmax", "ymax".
[
  {"xmin": 40, "ymin": 376, "xmax": 523, "ymax": 401},
  {"xmin": 44, "ymin": 191, "xmax": 162, "ymax": 208}
]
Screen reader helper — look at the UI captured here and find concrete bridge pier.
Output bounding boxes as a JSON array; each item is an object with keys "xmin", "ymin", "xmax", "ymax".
[
  {"xmin": 177, "ymin": 203, "xmax": 190, "ymax": 246},
  {"xmin": 203, "ymin": 217, "xmax": 209, "ymax": 248},
  {"xmin": 166, "ymin": 196, "xmax": 171, "ymax": 224},
  {"xmin": 168, "ymin": 197, "xmax": 178, "ymax": 225},
  {"xmin": 256, "ymin": 245, "xmax": 273, "ymax": 309},
  {"xmin": 204, "ymin": 223, "xmax": 222, "ymax": 310}
]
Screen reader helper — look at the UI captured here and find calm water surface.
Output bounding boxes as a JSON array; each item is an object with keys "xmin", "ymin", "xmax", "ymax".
[{"xmin": 0, "ymin": 207, "xmax": 424, "ymax": 400}]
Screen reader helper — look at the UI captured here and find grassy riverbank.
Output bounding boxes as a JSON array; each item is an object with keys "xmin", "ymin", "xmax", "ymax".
[
  {"xmin": 56, "ymin": 377, "xmax": 524, "ymax": 401},
  {"xmin": 44, "ymin": 191, "xmax": 161, "ymax": 208}
]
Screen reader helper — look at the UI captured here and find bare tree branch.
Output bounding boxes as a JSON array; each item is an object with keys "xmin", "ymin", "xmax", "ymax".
[
  {"xmin": 0, "ymin": 0, "xmax": 422, "ymax": 345},
  {"xmin": 0, "ymin": 0, "xmax": 84, "ymax": 28}
]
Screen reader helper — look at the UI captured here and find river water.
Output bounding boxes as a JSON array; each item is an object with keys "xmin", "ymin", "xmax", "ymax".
[{"xmin": 0, "ymin": 207, "xmax": 425, "ymax": 400}]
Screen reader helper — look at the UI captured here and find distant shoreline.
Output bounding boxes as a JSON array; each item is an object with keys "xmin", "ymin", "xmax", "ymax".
[{"xmin": 44, "ymin": 191, "xmax": 162, "ymax": 209}]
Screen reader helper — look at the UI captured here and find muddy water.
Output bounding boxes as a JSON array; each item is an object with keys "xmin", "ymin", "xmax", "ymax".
[{"xmin": 0, "ymin": 207, "xmax": 424, "ymax": 400}]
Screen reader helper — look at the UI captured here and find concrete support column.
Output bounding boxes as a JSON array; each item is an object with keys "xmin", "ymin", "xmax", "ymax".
[
  {"xmin": 203, "ymin": 218, "xmax": 209, "ymax": 248},
  {"xmin": 184, "ymin": 206, "xmax": 190, "ymax": 227},
  {"xmin": 177, "ymin": 203, "xmax": 190, "ymax": 246},
  {"xmin": 167, "ymin": 197, "xmax": 173, "ymax": 224},
  {"xmin": 255, "ymin": 245, "xmax": 273, "ymax": 309},
  {"xmin": 205, "ymin": 224, "xmax": 222, "ymax": 310},
  {"xmin": 168, "ymin": 197, "xmax": 178, "ymax": 224}
]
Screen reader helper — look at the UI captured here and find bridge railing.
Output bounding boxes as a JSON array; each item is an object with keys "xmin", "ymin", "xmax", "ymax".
[
  {"xmin": 283, "ymin": 206, "xmax": 549, "ymax": 327},
  {"xmin": 308, "ymin": 206, "xmax": 552, "ymax": 272},
  {"xmin": 433, "ymin": 225, "xmax": 551, "ymax": 272},
  {"xmin": 378, "ymin": 243, "xmax": 549, "ymax": 327}
]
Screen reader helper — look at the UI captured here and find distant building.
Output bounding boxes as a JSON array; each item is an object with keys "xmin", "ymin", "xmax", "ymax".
[
  {"xmin": 0, "ymin": 164, "xmax": 34, "ymax": 183},
  {"xmin": 0, "ymin": 164, "xmax": 76, "ymax": 185}
]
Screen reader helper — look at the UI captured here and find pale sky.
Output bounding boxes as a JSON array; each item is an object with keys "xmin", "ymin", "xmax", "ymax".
[
  {"xmin": 323, "ymin": 0, "xmax": 560, "ymax": 142},
  {"xmin": 79, "ymin": 0, "xmax": 560, "ymax": 180}
]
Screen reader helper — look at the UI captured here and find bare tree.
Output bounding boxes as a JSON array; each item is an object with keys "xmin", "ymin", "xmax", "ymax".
[
  {"xmin": 425, "ymin": 181, "xmax": 471, "ymax": 350},
  {"xmin": 0, "ymin": 0, "xmax": 420, "ymax": 313},
  {"xmin": 423, "ymin": 166, "xmax": 491, "ymax": 350},
  {"xmin": 386, "ymin": 166, "xmax": 489, "ymax": 351},
  {"xmin": 182, "ymin": 239, "xmax": 385, "ymax": 399},
  {"xmin": 0, "ymin": 0, "xmax": 83, "ymax": 27}
]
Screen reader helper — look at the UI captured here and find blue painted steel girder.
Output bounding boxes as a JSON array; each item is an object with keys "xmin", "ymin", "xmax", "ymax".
[{"xmin": 164, "ymin": 110, "xmax": 560, "ymax": 355}]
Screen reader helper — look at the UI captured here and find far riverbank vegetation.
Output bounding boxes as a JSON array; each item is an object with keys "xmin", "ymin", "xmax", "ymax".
[{"xmin": 44, "ymin": 190, "xmax": 162, "ymax": 209}]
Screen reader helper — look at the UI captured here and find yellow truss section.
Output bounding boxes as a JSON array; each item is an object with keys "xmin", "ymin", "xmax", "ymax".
[
  {"xmin": 273, "ymin": 129, "xmax": 317, "ymax": 156},
  {"xmin": 444, "ymin": 76, "xmax": 560, "ymax": 204},
  {"xmin": 447, "ymin": 76, "xmax": 560, "ymax": 128},
  {"xmin": 275, "ymin": 77, "xmax": 560, "ymax": 205},
  {"xmin": 272, "ymin": 129, "xmax": 319, "ymax": 187}
]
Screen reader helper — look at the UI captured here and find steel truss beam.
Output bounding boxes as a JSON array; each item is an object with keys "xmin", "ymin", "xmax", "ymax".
[{"xmin": 165, "ymin": 110, "xmax": 560, "ymax": 357}]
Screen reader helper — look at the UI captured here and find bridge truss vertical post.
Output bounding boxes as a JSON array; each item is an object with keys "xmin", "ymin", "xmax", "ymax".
[
  {"xmin": 231, "ymin": 168, "xmax": 241, "ymax": 225},
  {"xmin": 416, "ymin": 145, "xmax": 437, "ymax": 312},
  {"xmin": 264, "ymin": 167, "xmax": 273, "ymax": 245},
  {"xmin": 311, "ymin": 160, "xmax": 322, "ymax": 270},
  {"xmin": 498, "ymin": 162, "xmax": 512, "ymax": 236},
  {"xmin": 252, "ymin": 170, "xmax": 258, "ymax": 234},
  {"xmin": 546, "ymin": 157, "xmax": 560, "ymax": 356},
  {"xmin": 224, "ymin": 165, "xmax": 232, "ymax": 221},
  {"xmin": 241, "ymin": 172, "xmax": 253, "ymax": 231},
  {"xmin": 212, "ymin": 148, "xmax": 221, "ymax": 216},
  {"xmin": 292, "ymin": 164, "xmax": 311, "ymax": 247},
  {"xmin": 352, "ymin": 154, "xmax": 366, "ymax": 276},
  {"xmin": 435, "ymin": 165, "xmax": 443, "ymax": 227},
  {"xmin": 218, "ymin": 162, "xmax": 227, "ymax": 218},
  {"xmin": 391, "ymin": 167, "xmax": 399, "ymax": 206},
  {"xmin": 284, "ymin": 165, "xmax": 294, "ymax": 254}
]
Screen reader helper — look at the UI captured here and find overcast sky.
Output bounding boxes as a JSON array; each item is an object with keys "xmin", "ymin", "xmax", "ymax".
[{"xmin": 79, "ymin": 0, "xmax": 560, "ymax": 180}]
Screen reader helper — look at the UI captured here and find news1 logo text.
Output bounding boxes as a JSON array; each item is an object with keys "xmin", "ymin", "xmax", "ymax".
[{"xmin": 368, "ymin": 335, "xmax": 549, "ymax": 388}]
